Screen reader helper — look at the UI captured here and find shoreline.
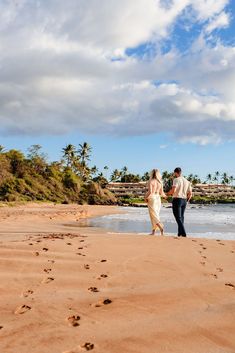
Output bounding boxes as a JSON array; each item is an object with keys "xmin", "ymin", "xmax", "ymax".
[
  {"xmin": 86, "ymin": 204, "xmax": 235, "ymax": 242},
  {"xmin": 0, "ymin": 203, "xmax": 235, "ymax": 353}
]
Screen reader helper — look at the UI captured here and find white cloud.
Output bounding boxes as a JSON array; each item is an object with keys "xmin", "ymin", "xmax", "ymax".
[
  {"xmin": 180, "ymin": 133, "xmax": 222, "ymax": 145},
  {"xmin": 0, "ymin": 0, "xmax": 234, "ymax": 144},
  {"xmin": 190, "ymin": 0, "xmax": 229, "ymax": 20},
  {"xmin": 205, "ymin": 11, "xmax": 230, "ymax": 33}
]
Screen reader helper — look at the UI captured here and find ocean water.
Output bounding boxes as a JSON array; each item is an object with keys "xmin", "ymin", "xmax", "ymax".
[{"xmin": 88, "ymin": 204, "xmax": 235, "ymax": 240}]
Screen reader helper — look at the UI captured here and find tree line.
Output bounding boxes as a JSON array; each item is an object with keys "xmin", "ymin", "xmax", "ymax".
[
  {"xmin": 108, "ymin": 168, "xmax": 234, "ymax": 186},
  {"xmin": 0, "ymin": 143, "xmax": 234, "ymax": 191}
]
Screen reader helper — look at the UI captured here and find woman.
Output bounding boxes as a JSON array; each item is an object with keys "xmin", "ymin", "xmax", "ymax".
[{"xmin": 145, "ymin": 169, "xmax": 166, "ymax": 235}]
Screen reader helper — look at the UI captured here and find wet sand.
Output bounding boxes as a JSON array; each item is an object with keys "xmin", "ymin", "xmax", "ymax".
[{"xmin": 0, "ymin": 203, "xmax": 235, "ymax": 353}]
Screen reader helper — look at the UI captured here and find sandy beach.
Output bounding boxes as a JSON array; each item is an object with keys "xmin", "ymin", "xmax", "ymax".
[{"xmin": 0, "ymin": 203, "xmax": 235, "ymax": 353}]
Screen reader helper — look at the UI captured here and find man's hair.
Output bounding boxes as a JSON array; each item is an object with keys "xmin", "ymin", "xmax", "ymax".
[{"xmin": 174, "ymin": 167, "xmax": 182, "ymax": 174}]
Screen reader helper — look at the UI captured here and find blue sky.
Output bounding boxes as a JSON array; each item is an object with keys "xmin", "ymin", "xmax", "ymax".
[
  {"xmin": 0, "ymin": 0, "xmax": 235, "ymax": 179},
  {"xmin": 1, "ymin": 132, "xmax": 234, "ymax": 180}
]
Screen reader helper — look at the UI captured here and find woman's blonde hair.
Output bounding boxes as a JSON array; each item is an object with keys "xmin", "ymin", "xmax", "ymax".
[{"xmin": 150, "ymin": 169, "xmax": 162, "ymax": 184}]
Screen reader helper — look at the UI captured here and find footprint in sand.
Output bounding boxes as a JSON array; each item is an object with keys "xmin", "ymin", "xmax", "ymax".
[
  {"xmin": 202, "ymin": 247, "xmax": 207, "ymax": 250},
  {"xmin": 63, "ymin": 343, "xmax": 94, "ymax": 353},
  {"xmin": 77, "ymin": 253, "xmax": 86, "ymax": 257},
  {"xmin": 21, "ymin": 290, "xmax": 34, "ymax": 297},
  {"xmin": 200, "ymin": 261, "xmax": 206, "ymax": 266},
  {"xmin": 66, "ymin": 315, "xmax": 81, "ymax": 327},
  {"xmin": 231, "ymin": 250, "xmax": 234, "ymax": 253},
  {"xmin": 97, "ymin": 274, "xmax": 108, "ymax": 280},
  {"xmin": 36, "ymin": 240, "xmax": 42, "ymax": 243},
  {"xmin": 216, "ymin": 267, "xmax": 223, "ymax": 272},
  {"xmin": 43, "ymin": 268, "xmax": 52, "ymax": 273},
  {"xmin": 84, "ymin": 264, "xmax": 90, "ymax": 270},
  {"xmin": 42, "ymin": 247, "xmax": 49, "ymax": 252},
  {"xmin": 192, "ymin": 239, "xmax": 197, "ymax": 242},
  {"xmin": 66, "ymin": 243, "xmax": 72, "ymax": 246},
  {"xmin": 0, "ymin": 326, "xmax": 3, "ymax": 330},
  {"xmin": 100, "ymin": 259, "xmax": 107, "ymax": 263},
  {"xmin": 219, "ymin": 243, "xmax": 225, "ymax": 246},
  {"xmin": 225, "ymin": 283, "xmax": 235, "ymax": 289},
  {"xmin": 80, "ymin": 343, "xmax": 94, "ymax": 351},
  {"xmin": 15, "ymin": 304, "xmax": 31, "ymax": 314},
  {"xmin": 28, "ymin": 243, "xmax": 33, "ymax": 246},
  {"xmin": 88, "ymin": 287, "xmax": 99, "ymax": 293},
  {"xmin": 202, "ymin": 256, "xmax": 207, "ymax": 259},
  {"xmin": 41, "ymin": 277, "xmax": 54, "ymax": 284},
  {"xmin": 92, "ymin": 298, "xmax": 112, "ymax": 307},
  {"xmin": 78, "ymin": 247, "xmax": 83, "ymax": 250},
  {"xmin": 48, "ymin": 259, "xmax": 55, "ymax": 263},
  {"xmin": 80, "ymin": 240, "xmax": 85, "ymax": 243},
  {"xmin": 33, "ymin": 251, "xmax": 40, "ymax": 256},
  {"xmin": 210, "ymin": 273, "xmax": 218, "ymax": 279}
]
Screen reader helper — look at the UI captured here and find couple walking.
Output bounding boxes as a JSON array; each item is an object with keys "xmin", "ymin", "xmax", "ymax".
[{"xmin": 145, "ymin": 167, "xmax": 192, "ymax": 237}]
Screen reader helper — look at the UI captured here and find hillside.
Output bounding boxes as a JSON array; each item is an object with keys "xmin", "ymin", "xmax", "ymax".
[{"xmin": 0, "ymin": 148, "xmax": 116, "ymax": 205}]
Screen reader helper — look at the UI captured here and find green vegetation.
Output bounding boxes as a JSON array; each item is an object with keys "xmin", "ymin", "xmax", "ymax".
[
  {"xmin": 206, "ymin": 171, "xmax": 234, "ymax": 185},
  {"xmin": 190, "ymin": 195, "xmax": 235, "ymax": 204},
  {"xmin": 110, "ymin": 168, "xmax": 234, "ymax": 187},
  {"xmin": 0, "ymin": 144, "xmax": 116, "ymax": 205},
  {"xmin": 119, "ymin": 196, "xmax": 145, "ymax": 205},
  {"xmin": 0, "ymin": 142, "xmax": 234, "ymax": 205}
]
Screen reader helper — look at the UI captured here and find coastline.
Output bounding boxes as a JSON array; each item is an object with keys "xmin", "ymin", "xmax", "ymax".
[{"xmin": 0, "ymin": 203, "xmax": 235, "ymax": 353}]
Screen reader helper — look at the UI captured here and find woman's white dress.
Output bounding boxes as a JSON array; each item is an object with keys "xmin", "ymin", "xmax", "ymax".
[{"xmin": 148, "ymin": 194, "xmax": 161, "ymax": 229}]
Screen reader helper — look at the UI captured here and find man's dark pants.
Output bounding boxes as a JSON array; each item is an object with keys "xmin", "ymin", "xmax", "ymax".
[{"xmin": 172, "ymin": 198, "xmax": 187, "ymax": 237}]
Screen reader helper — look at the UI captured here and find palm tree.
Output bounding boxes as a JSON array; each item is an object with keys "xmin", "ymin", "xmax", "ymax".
[
  {"xmin": 78, "ymin": 142, "xmax": 92, "ymax": 180},
  {"xmin": 187, "ymin": 174, "xmax": 194, "ymax": 182},
  {"xmin": 78, "ymin": 142, "xmax": 92, "ymax": 165},
  {"xmin": 111, "ymin": 169, "xmax": 121, "ymax": 182},
  {"xmin": 162, "ymin": 170, "xmax": 171, "ymax": 181},
  {"xmin": 206, "ymin": 173, "xmax": 212, "ymax": 192},
  {"xmin": 142, "ymin": 172, "xmax": 150, "ymax": 181},
  {"xmin": 104, "ymin": 165, "xmax": 109, "ymax": 179},
  {"xmin": 192, "ymin": 174, "xmax": 201, "ymax": 185},
  {"xmin": 221, "ymin": 172, "xmax": 229, "ymax": 185},
  {"xmin": 206, "ymin": 173, "xmax": 212, "ymax": 184},
  {"xmin": 62, "ymin": 144, "xmax": 77, "ymax": 167},
  {"xmin": 161, "ymin": 170, "xmax": 174, "ymax": 192},
  {"xmin": 121, "ymin": 166, "xmax": 128, "ymax": 182},
  {"xmin": 215, "ymin": 171, "xmax": 220, "ymax": 184}
]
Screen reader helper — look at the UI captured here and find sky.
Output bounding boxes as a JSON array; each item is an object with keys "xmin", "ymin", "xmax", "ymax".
[{"xmin": 0, "ymin": 0, "xmax": 235, "ymax": 180}]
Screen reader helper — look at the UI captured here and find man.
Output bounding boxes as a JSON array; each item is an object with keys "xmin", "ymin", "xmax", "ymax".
[{"xmin": 167, "ymin": 167, "xmax": 192, "ymax": 237}]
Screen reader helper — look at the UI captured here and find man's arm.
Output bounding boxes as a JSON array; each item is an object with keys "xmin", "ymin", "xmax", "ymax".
[
  {"xmin": 167, "ymin": 185, "xmax": 176, "ymax": 196},
  {"xmin": 187, "ymin": 183, "xmax": 193, "ymax": 202}
]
